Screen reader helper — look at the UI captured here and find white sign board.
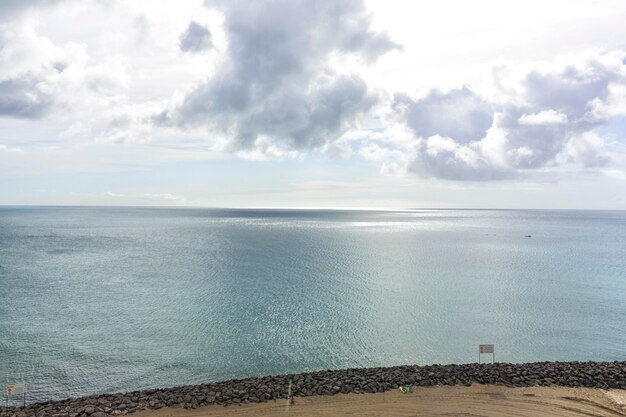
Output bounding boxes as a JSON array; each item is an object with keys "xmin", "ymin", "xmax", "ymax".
[
  {"xmin": 6, "ymin": 384, "xmax": 26, "ymax": 397},
  {"xmin": 478, "ymin": 344, "xmax": 495, "ymax": 364},
  {"xmin": 479, "ymin": 344, "xmax": 494, "ymax": 354}
]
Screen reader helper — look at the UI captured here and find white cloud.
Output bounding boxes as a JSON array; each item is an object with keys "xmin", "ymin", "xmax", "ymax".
[
  {"xmin": 158, "ymin": 0, "xmax": 398, "ymax": 154},
  {"xmin": 379, "ymin": 161, "xmax": 405, "ymax": 176},
  {"xmin": 408, "ymin": 134, "xmax": 513, "ymax": 181},
  {"xmin": 141, "ymin": 192, "xmax": 182, "ymax": 201},
  {"xmin": 387, "ymin": 50, "xmax": 626, "ymax": 181},
  {"xmin": 601, "ymin": 169, "xmax": 626, "ymax": 181},
  {"xmin": 518, "ymin": 109, "xmax": 568, "ymax": 125},
  {"xmin": 0, "ymin": 144, "xmax": 23, "ymax": 152},
  {"xmin": 359, "ymin": 141, "xmax": 405, "ymax": 161},
  {"xmin": 557, "ymin": 132, "xmax": 608, "ymax": 168},
  {"xmin": 394, "ymin": 87, "xmax": 493, "ymax": 143},
  {"xmin": 1, "ymin": 0, "xmax": 626, "ymax": 208},
  {"xmin": 0, "ymin": 22, "xmax": 132, "ymax": 126},
  {"xmin": 591, "ymin": 84, "xmax": 626, "ymax": 119}
]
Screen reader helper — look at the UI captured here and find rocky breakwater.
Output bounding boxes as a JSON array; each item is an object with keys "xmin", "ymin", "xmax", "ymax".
[{"xmin": 1, "ymin": 361, "xmax": 625, "ymax": 417}]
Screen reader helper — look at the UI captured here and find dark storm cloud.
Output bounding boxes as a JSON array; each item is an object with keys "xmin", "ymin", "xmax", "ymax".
[
  {"xmin": 162, "ymin": 0, "xmax": 398, "ymax": 152},
  {"xmin": 179, "ymin": 21, "xmax": 212, "ymax": 53}
]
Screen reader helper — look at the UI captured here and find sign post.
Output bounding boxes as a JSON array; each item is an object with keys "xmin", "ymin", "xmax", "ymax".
[
  {"xmin": 5, "ymin": 384, "xmax": 26, "ymax": 408},
  {"xmin": 478, "ymin": 344, "xmax": 494, "ymax": 364}
]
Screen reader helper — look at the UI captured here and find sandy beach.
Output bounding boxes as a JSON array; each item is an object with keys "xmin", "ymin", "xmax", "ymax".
[{"xmin": 133, "ymin": 385, "xmax": 626, "ymax": 417}]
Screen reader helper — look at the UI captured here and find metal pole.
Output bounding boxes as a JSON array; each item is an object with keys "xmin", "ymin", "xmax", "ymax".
[{"xmin": 287, "ymin": 379, "xmax": 292, "ymax": 406}]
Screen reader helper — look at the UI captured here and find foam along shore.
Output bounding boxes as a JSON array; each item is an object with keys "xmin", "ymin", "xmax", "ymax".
[
  {"xmin": 1, "ymin": 361, "xmax": 626, "ymax": 417},
  {"xmin": 132, "ymin": 385, "xmax": 626, "ymax": 417}
]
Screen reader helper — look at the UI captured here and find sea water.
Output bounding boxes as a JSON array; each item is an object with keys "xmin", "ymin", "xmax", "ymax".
[{"xmin": 0, "ymin": 207, "xmax": 625, "ymax": 402}]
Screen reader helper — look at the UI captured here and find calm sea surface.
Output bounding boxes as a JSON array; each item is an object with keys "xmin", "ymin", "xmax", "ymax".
[{"xmin": 1, "ymin": 207, "xmax": 625, "ymax": 402}]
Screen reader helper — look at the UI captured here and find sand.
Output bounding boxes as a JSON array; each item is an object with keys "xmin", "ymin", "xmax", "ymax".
[{"xmin": 133, "ymin": 385, "xmax": 626, "ymax": 417}]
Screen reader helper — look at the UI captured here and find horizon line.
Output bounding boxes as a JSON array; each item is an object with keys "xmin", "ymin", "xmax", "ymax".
[{"xmin": 0, "ymin": 204, "xmax": 625, "ymax": 212}]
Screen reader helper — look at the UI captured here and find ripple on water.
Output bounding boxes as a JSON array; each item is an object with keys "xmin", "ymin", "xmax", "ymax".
[{"xmin": 0, "ymin": 207, "xmax": 625, "ymax": 402}]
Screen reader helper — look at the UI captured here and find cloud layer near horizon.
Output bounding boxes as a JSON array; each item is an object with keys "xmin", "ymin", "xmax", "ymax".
[{"xmin": 1, "ymin": 0, "xmax": 626, "ymax": 192}]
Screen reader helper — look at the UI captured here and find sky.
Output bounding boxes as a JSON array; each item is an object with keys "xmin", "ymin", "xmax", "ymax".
[{"xmin": 1, "ymin": 0, "xmax": 626, "ymax": 209}]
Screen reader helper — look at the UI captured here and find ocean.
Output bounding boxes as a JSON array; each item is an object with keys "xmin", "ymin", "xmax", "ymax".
[{"xmin": 0, "ymin": 207, "xmax": 625, "ymax": 402}]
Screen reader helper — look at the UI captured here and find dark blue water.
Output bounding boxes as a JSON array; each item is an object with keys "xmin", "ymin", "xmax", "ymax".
[{"xmin": 1, "ymin": 207, "xmax": 625, "ymax": 402}]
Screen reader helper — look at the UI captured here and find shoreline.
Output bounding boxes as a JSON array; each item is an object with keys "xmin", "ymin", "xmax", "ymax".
[
  {"xmin": 2, "ymin": 360, "xmax": 625, "ymax": 417},
  {"xmin": 131, "ymin": 386, "xmax": 626, "ymax": 417}
]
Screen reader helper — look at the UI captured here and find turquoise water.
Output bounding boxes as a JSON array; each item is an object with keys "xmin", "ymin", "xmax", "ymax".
[{"xmin": 0, "ymin": 207, "xmax": 625, "ymax": 402}]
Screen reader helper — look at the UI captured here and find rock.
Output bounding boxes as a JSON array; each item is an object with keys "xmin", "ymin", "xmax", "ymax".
[{"xmin": 3, "ymin": 361, "xmax": 625, "ymax": 415}]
